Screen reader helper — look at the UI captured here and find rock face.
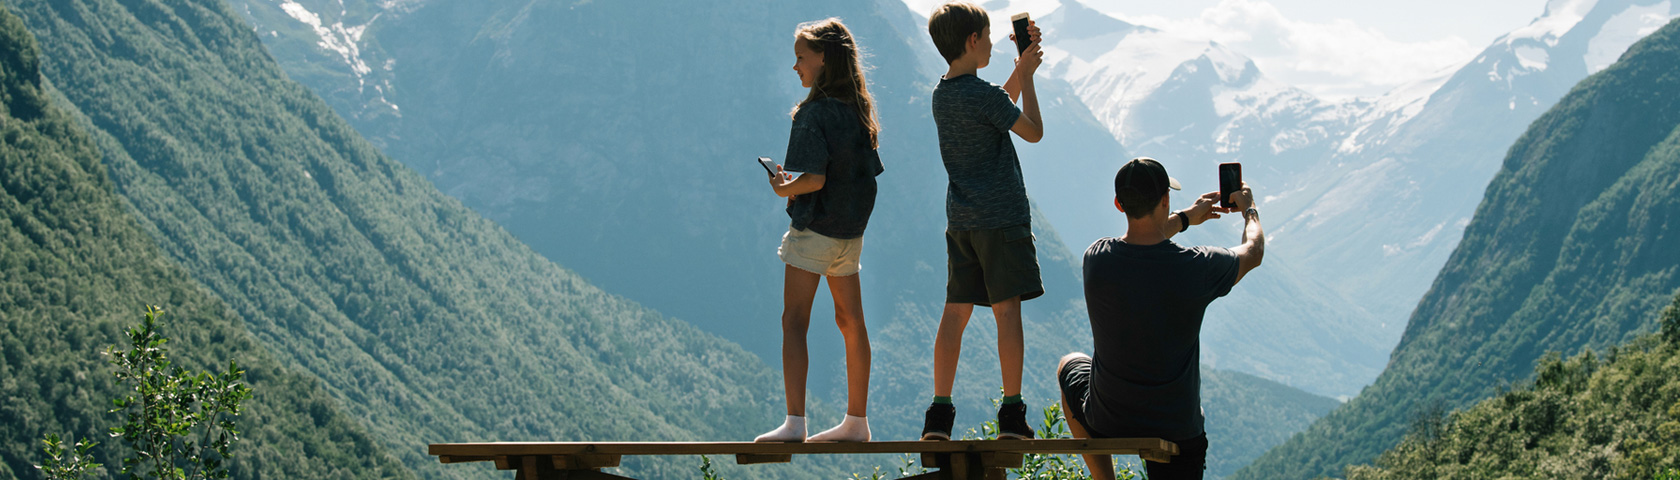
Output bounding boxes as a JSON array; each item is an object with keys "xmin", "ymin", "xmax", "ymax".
[{"xmin": 1238, "ymin": 15, "xmax": 1680, "ymax": 480}]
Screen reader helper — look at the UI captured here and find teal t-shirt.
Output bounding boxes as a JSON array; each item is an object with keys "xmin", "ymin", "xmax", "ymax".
[{"xmin": 783, "ymin": 97, "xmax": 884, "ymax": 239}]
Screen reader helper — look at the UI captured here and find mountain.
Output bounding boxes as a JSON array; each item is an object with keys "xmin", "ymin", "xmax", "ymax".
[
  {"xmin": 968, "ymin": 0, "xmax": 1680, "ymax": 398},
  {"xmin": 1203, "ymin": 369, "xmax": 1342, "ymax": 479},
  {"xmin": 1238, "ymin": 15, "xmax": 1680, "ymax": 479},
  {"xmin": 225, "ymin": 0, "xmax": 1343, "ymax": 475},
  {"xmin": 1348, "ymin": 295, "xmax": 1680, "ymax": 479},
  {"xmin": 0, "ymin": 5, "xmax": 412, "ymax": 479},
  {"xmin": 6, "ymin": 0, "xmax": 836, "ymax": 478}
]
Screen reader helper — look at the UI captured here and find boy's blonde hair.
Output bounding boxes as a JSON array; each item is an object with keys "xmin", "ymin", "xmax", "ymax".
[
  {"xmin": 927, "ymin": 2, "xmax": 989, "ymax": 64},
  {"xmin": 793, "ymin": 18, "xmax": 880, "ymax": 149}
]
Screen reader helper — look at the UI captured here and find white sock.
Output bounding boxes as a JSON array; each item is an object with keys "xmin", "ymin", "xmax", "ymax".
[
  {"xmin": 807, "ymin": 414, "xmax": 870, "ymax": 442},
  {"xmin": 754, "ymin": 415, "xmax": 807, "ymax": 443}
]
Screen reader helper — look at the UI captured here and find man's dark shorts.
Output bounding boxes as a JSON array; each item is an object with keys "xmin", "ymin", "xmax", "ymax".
[
  {"xmin": 1058, "ymin": 354, "xmax": 1208, "ymax": 480},
  {"xmin": 945, "ymin": 224, "xmax": 1044, "ymax": 306}
]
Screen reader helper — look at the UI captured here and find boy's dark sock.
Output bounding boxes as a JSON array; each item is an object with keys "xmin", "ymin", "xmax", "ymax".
[
  {"xmin": 933, "ymin": 396, "xmax": 954, "ymax": 405},
  {"xmin": 1001, "ymin": 394, "xmax": 1023, "ymax": 405}
]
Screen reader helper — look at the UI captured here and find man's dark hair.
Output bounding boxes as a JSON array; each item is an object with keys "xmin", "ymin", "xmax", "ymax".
[
  {"xmin": 1115, "ymin": 157, "xmax": 1178, "ymax": 219},
  {"xmin": 927, "ymin": 2, "xmax": 989, "ymax": 64}
]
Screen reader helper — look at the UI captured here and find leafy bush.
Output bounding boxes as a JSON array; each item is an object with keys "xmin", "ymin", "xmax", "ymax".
[
  {"xmin": 34, "ymin": 434, "xmax": 99, "ymax": 480},
  {"xmin": 105, "ymin": 306, "xmax": 253, "ymax": 480},
  {"xmin": 36, "ymin": 307, "xmax": 253, "ymax": 480}
]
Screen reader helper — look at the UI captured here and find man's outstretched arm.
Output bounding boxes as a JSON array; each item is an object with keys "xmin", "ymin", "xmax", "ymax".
[{"xmin": 1229, "ymin": 182, "xmax": 1263, "ymax": 285}]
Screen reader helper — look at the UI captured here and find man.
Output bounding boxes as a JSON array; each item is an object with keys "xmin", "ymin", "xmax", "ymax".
[{"xmin": 1056, "ymin": 157, "xmax": 1263, "ymax": 480}]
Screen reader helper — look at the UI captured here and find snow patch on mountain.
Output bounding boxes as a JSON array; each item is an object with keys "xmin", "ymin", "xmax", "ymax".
[
  {"xmin": 279, "ymin": 1, "xmax": 379, "ymax": 84},
  {"xmin": 1507, "ymin": 0, "xmax": 1600, "ymax": 47},
  {"xmin": 1586, "ymin": 1, "xmax": 1676, "ymax": 72}
]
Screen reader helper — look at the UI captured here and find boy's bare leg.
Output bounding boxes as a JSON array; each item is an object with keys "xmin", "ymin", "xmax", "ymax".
[
  {"xmin": 780, "ymin": 265, "xmax": 822, "ymax": 416},
  {"xmin": 825, "ymin": 273, "xmax": 870, "ymax": 417},
  {"xmin": 992, "ymin": 296, "xmax": 1024, "ymax": 397},
  {"xmin": 932, "ymin": 302, "xmax": 975, "ymax": 397},
  {"xmin": 1059, "ymin": 354, "xmax": 1114, "ymax": 480}
]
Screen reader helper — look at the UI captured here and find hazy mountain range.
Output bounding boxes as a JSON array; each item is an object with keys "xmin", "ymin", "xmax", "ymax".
[{"xmin": 1241, "ymin": 12, "xmax": 1680, "ymax": 479}]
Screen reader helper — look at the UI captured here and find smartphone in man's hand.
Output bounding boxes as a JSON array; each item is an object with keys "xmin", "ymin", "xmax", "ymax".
[
  {"xmin": 758, "ymin": 157, "xmax": 778, "ymax": 178},
  {"xmin": 1219, "ymin": 163, "xmax": 1242, "ymax": 209},
  {"xmin": 1011, "ymin": 13, "xmax": 1032, "ymax": 54}
]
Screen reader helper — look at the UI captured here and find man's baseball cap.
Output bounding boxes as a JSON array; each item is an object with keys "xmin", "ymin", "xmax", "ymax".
[{"xmin": 1114, "ymin": 157, "xmax": 1181, "ymax": 213}]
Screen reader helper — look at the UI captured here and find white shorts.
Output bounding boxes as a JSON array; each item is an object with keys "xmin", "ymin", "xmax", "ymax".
[{"xmin": 778, "ymin": 226, "xmax": 863, "ymax": 277}]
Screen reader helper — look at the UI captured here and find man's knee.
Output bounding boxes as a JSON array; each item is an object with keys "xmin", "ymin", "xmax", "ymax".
[{"xmin": 1058, "ymin": 352, "xmax": 1089, "ymax": 372}]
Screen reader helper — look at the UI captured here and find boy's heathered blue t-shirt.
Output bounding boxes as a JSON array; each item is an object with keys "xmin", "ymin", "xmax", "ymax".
[
  {"xmin": 931, "ymin": 74, "xmax": 1027, "ymax": 231},
  {"xmin": 783, "ymin": 97, "xmax": 885, "ymax": 239}
]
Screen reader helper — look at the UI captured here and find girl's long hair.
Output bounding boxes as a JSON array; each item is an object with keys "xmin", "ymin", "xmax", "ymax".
[{"xmin": 793, "ymin": 18, "xmax": 880, "ymax": 149}]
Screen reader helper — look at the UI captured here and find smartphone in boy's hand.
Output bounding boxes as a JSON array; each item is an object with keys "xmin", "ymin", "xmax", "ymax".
[
  {"xmin": 758, "ymin": 156, "xmax": 778, "ymax": 178},
  {"xmin": 1219, "ymin": 163, "xmax": 1243, "ymax": 209},
  {"xmin": 1011, "ymin": 13, "xmax": 1032, "ymax": 54}
]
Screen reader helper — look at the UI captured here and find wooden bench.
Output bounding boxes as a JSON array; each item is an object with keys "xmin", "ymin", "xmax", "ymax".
[{"xmin": 429, "ymin": 438, "xmax": 1177, "ymax": 480}]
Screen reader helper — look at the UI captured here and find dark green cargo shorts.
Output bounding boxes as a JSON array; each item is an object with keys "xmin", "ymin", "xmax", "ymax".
[{"xmin": 945, "ymin": 223, "xmax": 1044, "ymax": 306}]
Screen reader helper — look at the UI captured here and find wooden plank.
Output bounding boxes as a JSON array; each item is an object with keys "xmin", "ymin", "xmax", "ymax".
[
  {"xmin": 437, "ymin": 455, "xmax": 497, "ymax": 464},
  {"xmin": 554, "ymin": 455, "xmax": 621, "ymax": 469},
  {"xmin": 494, "ymin": 457, "xmax": 514, "ymax": 470},
  {"xmin": 430, "ymin": 438, "xmax": 1175, "ymax": 457},
  {"xmin": 520, "ymin": 456, "xmax": 543, "ymax": 480},
  {"xmin": 735, "ymin": 454, "xmax": 792, "ymax": 465},
  {"xmin": 946, "ymin": 453, "xmax": 971, "ymax": 480},
  {"xmin": 921, "ymin": 452, "xmax": 943, "ymax": 470},
  {"xmin": 1139, "ymin": 448, "xmax": 1173, "ymax": 464},
  {"xmin": 978, "ymin": 452, "xmax": 1022, "ymax": 469}
]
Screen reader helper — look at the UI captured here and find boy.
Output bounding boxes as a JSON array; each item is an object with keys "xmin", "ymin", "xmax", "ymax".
[{"xmin": 921, "ymin": 1, "xmax": 1045, "ymax": 440}]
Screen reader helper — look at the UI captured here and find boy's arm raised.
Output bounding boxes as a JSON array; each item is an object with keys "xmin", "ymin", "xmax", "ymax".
[
  {"xmin": 1002, "ymin": 22, "xmax": 1042, "ymax": 103},
  {"xmin": 1010, "ymin": 43, "xmax": 1044, "ymax": 143}
]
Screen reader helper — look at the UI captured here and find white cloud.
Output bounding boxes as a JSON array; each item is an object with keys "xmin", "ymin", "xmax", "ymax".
[{"xmin": 1112, "ymin": 0, "xmax": 1477, "ymax": 100}]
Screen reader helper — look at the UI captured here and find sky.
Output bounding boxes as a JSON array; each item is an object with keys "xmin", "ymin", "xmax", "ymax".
[{"xmin": 904, "ymin": 0, "xmax": 1550, "ymax": 100}]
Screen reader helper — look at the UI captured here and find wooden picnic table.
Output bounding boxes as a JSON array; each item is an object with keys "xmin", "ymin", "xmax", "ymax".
[{"xmin": 429, "ymin": 438, "xmax": 1177, "ymax": 480}]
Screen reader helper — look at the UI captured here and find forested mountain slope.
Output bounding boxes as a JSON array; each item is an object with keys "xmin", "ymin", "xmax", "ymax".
[
  {"xmin": 6, "ymin": 0, "xmax": 824, "ymax": 478},
  {"xmin": 0, "ymin": 6, "xmax": 412, "ymax": 479},
  {"xmin": 1349, "ymin": 294, "xmax": 1680, "ymax": 479},
  {"xmin": 1239, "ymin": 17, "xmax": 1680, "ymax": 480}
]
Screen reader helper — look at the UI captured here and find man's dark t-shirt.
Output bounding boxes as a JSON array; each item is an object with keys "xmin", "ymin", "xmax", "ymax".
[
  {"xmin": 784, "ymin": 97, "xmax": 885, "ymax": 239},
  {"xmin": 1081, "ymin": 237, "xmax": 1239, "ymax": 441}
]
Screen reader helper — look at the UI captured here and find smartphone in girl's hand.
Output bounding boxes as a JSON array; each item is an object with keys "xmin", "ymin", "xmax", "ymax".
[{"xmin": 758, "ymin": 157, "xmax": 778, "ymax": 177}]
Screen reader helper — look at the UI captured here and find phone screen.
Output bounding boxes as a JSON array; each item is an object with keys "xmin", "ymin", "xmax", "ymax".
[
  {"xmin": 758, "ymin": 157, "xmax": 777, "ymax": 177},
  {"xmin": 1011, "ymin": 13, "xmax": 1031, "ymax": 54},
  {"xmin": 1219, "ymin": 163, "xmax": 1242, "ymax": 209}
]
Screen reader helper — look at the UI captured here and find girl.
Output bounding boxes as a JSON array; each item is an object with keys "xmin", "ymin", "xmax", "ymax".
[{"xmin": 755, "ymin": 18, "xmax": 884, "ymax": 443}]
